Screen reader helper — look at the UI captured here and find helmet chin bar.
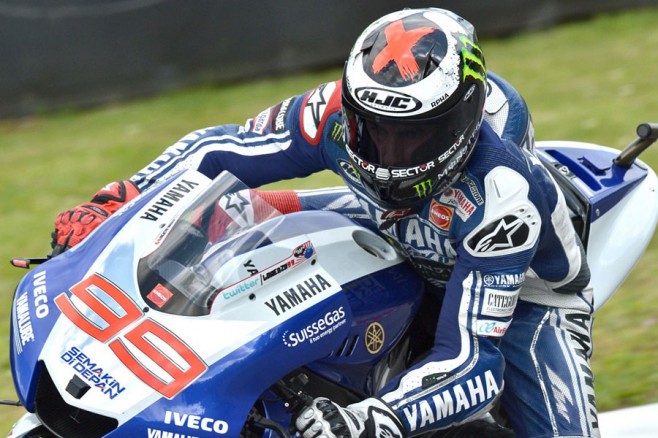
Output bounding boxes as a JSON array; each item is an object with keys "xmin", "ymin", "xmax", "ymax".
[{"xmin": 347, "ymin": 125, "xmax": 479, "ymax": 211}]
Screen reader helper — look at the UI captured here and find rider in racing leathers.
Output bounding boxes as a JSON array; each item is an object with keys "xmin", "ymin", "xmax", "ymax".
[{"xmin": 52, "ymin": 8, "xmax": 600, "ymax": 438}]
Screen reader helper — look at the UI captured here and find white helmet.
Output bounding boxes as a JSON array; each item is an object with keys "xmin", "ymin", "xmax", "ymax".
[{"xmin": 341, "ymin": 8, "xmax": 486, "ymax": 209}]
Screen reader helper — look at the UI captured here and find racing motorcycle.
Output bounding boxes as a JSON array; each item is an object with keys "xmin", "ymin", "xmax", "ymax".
[{"xmin": 4, "ymin": 123, "xmax": 658, "ymax": 437}]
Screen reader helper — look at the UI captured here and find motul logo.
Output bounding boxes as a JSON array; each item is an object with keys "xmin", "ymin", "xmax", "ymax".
[{"xmin": 355, "ymin": 87, "xmax": 421, "ymax": 113}]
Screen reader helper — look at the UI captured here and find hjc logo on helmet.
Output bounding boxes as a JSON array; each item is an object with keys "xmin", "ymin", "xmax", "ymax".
[{"xmin": 355, "ymin": 87, "xmax": 422, "ymax": 113}]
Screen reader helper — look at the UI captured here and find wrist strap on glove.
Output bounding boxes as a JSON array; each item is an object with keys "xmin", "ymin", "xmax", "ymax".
[{"xmin": 90, "ymin": 180, "xmax": 141, "ymax": 214}]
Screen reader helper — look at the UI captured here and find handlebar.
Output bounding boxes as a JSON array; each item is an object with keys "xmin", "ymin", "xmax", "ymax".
[
  {"xmin": 637, "ymin": 123, "xmax": 658, "ymax": 140},
  {"xmin": 10, "ymin": 257, "xmax": 49, "ymax": 269},
  {"xmin": 613, "ymin": 123, "xmax": 658, "ymax": 168}
]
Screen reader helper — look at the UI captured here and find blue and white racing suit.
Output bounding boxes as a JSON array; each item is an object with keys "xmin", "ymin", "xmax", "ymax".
[{"xmin": 130, "ymin": 72, "xmax": 600, "ymax": 438}]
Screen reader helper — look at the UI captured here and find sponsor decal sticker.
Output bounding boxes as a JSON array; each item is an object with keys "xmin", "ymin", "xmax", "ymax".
[
  {"xmin": 355, "ymin": 87, "xmax": 422, "ymax": 114},
  {"xmin": 261, "ymin": 241, "xmax": 315, "ymax": 283},
  {"xmin": 413, "ymin": 179, "xmax": 433, "ymax": 198},
  {"xmin": 437, "ymin": 134, "xmax": 465, "ymax": 163},
  {"xmin": 243, "ymin": 259, "xmax": 259, "ymax": 276},
  {"xmin": 460, "ymin": 174, "xmax": 484, "ymax": 205},
  {"xmin": 390, "ymin": 161, "xmax": 435, "ymax": 179},
  {"xmin": 250, "ymin": 108, "xmax": 271, "ymax": 134},
  {"xmin": 328, "ymin": 121, "xmax": 344, "ymax": 145},
  {"xmin": 214, "ymin": 241, "xmax": 316, "ymax": 307},
  {"xmin": 221, "ymin": 277, "xmax": 261, "ymax": 301},
  {"xmin": 337, "ymin": 159, "xmax": 362, "ymax": 186},
  {"xmin": 467, "ymin": 215, "xmax": 530, "ymax": 253},
  {"xmin": 282, "ymin": 307, "xmax": 347, "ymax": 347},
  {"xmin": 264, "ymin": 274, "xmax": 333, "ymax": 316},
  {"xmin": 61, "ymin": 346, "xmax": 126, "ymax": 399},
  {"xmin": 15, "ymin": 291, "xmax": 34, "ymax": 352},
  {"xmin": 56, "ymin": 274, "xmax": 207, "ymax": 399},
  {"xmin": 381, "ymin": 208, "xmax": 413, "ymax": 222},
  {"xmin": 293, "ymin": 241, "xmax": 315, "ymax": 259},
  {"xmin": 401, "ymin": 370, "xmax": 500, "ymax": 433},
  {"xmin": 14, "ymin": 270, "xmax": 51, "ymax": 354},
  {"xmin": 365, "ymin": 322, "xmax": 385, "ymax": 354},
  {"xmin": 482, "ymin": 273, "xmax": 525, "ymax": 288},
  {"xmin": 460, "ymin": 36, "xmax": 486, "ymax": 85},
  {"xmin": 261, "ymin": 261, "xmax": 291, "ymax": 282},
  {"xmin": 163, "ymin": 410, "xmax": 229, "ymax": 435},
  {"xmin": 272, "ymin": 98, "xmax": 292, "ymax": 132},
  {"xmin": 147, "ymin": 429, "xmax": 199, "ymax": 438},
  {"xmin": 141, "ymin": 179, "xmax": 201, "ymax": 221},
  {"xmin": 147, "ymin": 284, "xmax": 174, "ymax": 308},
  {"xmin": 482, "ymin": 288, "xmax": 519, "ymax": 317},
  {"xmin": 32, "ymin": 270, "xmax": 50, "ymax": 318},
  {"xmin": 429, "ymin": 200, "xmax": 453, "ymax": 231},
  {"xmin": 476, "ymin": 320, "xmax": 510, "ymax": 337},
  {"xmin": 440, "ymin": 188, "xmax": 476, "ymax": 221}
]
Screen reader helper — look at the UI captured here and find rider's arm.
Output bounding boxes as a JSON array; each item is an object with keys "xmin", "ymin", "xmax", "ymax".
[
  {"xmin": 379, "ymin": 145, "xmax": 544, "ymax": 434},
  {"xmin": 129, "ymin": 81, "xmax": 344, "ymax": 191},
  {"xmin": 53, "ymin": 81, "xmax": 345, "ymax": 251}
]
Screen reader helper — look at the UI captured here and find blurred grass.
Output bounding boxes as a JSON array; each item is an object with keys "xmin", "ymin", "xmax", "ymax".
[{"xmin": 1, "ymin": 5, "xmax": 657, "ymax": 432}]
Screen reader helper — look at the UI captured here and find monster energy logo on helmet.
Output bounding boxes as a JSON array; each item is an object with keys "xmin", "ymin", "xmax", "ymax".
[
  {"xmin": 414, "ymin": 179, "xmax": 433, "ymax": 198},
  {"xmin": 460, "ymin": 36, "xmax": 486, "ymax": 85}
]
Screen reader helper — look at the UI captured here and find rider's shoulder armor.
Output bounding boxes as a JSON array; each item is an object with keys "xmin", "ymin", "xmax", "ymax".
[{"xmin": 484, "ymin": 72, "xmax": 534, "ymax": 151}]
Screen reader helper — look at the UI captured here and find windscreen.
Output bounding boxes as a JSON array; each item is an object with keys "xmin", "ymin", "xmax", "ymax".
[{"xmin": 137, "ymin": 172, "xmax": 283, "ymax": 316}]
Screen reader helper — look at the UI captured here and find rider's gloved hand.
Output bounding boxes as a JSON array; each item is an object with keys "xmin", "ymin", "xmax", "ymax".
[
  {"xmin": 295, "ymin": 397, "xmax": 405, "ymax": 438},
  {"xmin": 51, "ymin": 180, "xmax": 140, "ymax": 255}
]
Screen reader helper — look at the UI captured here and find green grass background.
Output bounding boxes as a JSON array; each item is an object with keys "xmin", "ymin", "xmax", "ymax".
[{"xmin": 1, "ymin": 6, "xmax": 657, "ymax": 431}]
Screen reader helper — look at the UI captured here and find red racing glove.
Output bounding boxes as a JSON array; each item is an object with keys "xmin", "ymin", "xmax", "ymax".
[{"xmin": 51, "ymin": 180, "xmax": 140, "ymax": 255}]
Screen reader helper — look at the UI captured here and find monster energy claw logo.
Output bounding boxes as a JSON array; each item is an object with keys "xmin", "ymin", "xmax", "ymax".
[
  {"xmin": 329, "ymin": 121, "xmax": 344, "ymax": 145},
  {"xmin": 460, "ymin": 36, "xmax": 485, "ymax": 84},
  {"xmin": 413, "ymin": 179, "xmax": 433, "ymax": 198}
]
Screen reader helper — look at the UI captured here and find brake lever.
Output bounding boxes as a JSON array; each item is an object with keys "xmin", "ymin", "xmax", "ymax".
[
  {"xmin": 272, "ymin": 373, "xmax": 314, "ymax": 415},
  {"xmin": 9, "ymin": 257, "xmax": 50, "ymax": 269}
]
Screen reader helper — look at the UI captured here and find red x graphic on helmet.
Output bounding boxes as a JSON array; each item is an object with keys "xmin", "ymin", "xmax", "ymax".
[{"xmin": 372, "ymin": 20, "xmax": 436, "ymax": 81}]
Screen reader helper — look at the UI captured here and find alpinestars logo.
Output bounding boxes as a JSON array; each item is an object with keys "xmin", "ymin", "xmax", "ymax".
[
  {"xmin": 302, "ymin": 82, "xmax": 339, "ymax": 144},
  {"xmin": 222, "ymin": 191, "xmax": 249, "ymax": 214},
  {"xmin": 305, "ymin": 83, "xmax": 333, "ymax": 129},
  {"xmin": 467, "ymin": 215, "xmax": 530, "ymax": 253}
]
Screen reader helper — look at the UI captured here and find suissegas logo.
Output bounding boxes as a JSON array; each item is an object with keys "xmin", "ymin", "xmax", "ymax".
[{"xmin": 282, "ymin": 307, "xmax": 347, "ymax": 347}]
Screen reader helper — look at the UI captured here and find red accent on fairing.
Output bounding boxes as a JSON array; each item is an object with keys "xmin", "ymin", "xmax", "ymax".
[
  {"xmin": 54, "ymin": 274, "xmax": 143, "ymax": 343},
  {"xmin": 109, "ymin": 319, "xmax": 207, "ymax": 399},
  {"xmin": 56, "ymin": 273, "xmax": 207, "ymax": 399}
]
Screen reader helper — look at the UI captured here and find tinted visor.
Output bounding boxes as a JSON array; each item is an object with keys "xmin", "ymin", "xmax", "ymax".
[
  {"xmin": 343, "ymin": 90, "xmax": 479, "ymax": 171},
  {"xmin": 341, "ymin": 84, "xmax": 483, "ymax": 209}
]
